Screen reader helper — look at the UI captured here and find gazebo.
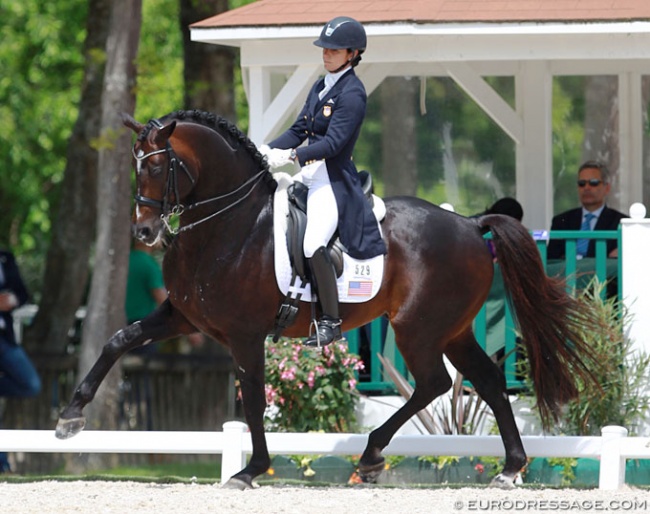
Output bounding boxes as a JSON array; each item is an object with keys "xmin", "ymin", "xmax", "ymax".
[{"xmin": 190, "ymin": 0, "xmax": 650, "ymax": 229}]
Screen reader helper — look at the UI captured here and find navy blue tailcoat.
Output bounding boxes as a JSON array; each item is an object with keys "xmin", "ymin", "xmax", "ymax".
[{"xmin": 270, "ymin": 70, "xmax": 386, "ymax": 260}]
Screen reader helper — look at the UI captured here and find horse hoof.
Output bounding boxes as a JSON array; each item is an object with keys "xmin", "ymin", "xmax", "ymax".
[
  {"xmin": 222, "ymin": 477, "xmax": 253, "ymax": 490},
  {"xmin": 490, "ymin": 474, "xmax": 516, "ymax": 489},
  {"xmin": 358, "ymin": 459, "xmax": 385, "ymax": 483},
  {"xmin": 55, "ymin": 417, "xmax": 86, "ymax": 440}
]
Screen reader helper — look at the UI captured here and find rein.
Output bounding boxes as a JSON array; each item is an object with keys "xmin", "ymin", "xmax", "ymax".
[{"xmin": 133, "ymin": 141, "xmax": 267, "ymax": 235}]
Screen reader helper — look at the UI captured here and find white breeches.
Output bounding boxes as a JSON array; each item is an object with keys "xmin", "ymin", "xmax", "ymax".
[{"xmin": 293, "ymin": 161, "xmax": 339, "ymax": 258}]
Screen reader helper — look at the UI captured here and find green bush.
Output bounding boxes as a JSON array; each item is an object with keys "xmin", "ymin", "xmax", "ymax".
[{"xmin": 263, "ymin": 338, "xmax": 363, "ymax": 433}]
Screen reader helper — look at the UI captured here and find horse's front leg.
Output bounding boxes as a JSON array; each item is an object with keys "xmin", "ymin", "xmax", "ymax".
[
  {"xmin": 222, "ymin": 338, "xmax": 270, "ymax": 490},
  {"xmin": 55, "ymin": 302, "xmax": 182, "ymax": 439}
]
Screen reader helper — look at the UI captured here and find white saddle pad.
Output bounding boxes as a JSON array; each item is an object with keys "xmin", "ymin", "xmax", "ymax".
[{"xmin": 272, "ymin": 172, "xmax": 385, "ymax": 304}]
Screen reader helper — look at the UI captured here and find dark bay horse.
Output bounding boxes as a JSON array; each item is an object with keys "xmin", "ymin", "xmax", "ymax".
[{"xmin": 56, "ymin": 110, "xmax": 597, "ymax": 489}]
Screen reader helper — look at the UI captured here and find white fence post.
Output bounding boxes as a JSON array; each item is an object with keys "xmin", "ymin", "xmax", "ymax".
[
  {"xmin": 621, "ymin": 203, "xmax": 650, "ymax": 357},
  {"xmin": 220, "ymin": 421, "xmax": 248, "ymax": 485},
  {"xmin": 599, "ymin": 425, "xmax": 628, "ymax": 490}
]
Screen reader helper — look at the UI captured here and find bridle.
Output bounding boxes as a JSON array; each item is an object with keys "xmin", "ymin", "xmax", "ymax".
[
  {"xmin": 133, "ymin": 143, "xmax": 193, "ymax": 217},
  {"xmin": 132, "ymin": 128, "xmax": 267, "ymax": 235}
]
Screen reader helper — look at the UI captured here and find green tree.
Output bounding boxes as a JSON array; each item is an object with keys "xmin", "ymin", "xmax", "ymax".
[
  {"xmin": 180, "ymin": 0, "xmax": 236, "ymax": 119},
  {"xmin": 23, "ymin": 0, "xmax": 110, "ymax": 354},
  {"xmin": 0, "ymin": 1, "xmax": 88, "ymax": 285}
]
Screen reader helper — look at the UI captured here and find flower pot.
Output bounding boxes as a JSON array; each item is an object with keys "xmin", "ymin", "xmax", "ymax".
[
  {"xmin": 265, "ymin": 455, "xmax": 300, "ymax": 480},
  {"xmin": 308, "ymin": 455, "xmax": 355, "ymax": 483},
  {"xmin": 382, "ymin": 457, "xmax": 436, "ymax": 484},
  {"xmin": 444, "ymin": 457, "xmax": 492, "ymax": 484},
  {"xmin": 524, "ymin": 458, "xmax": 564, "ymax": 485},
  {"xmin": 573, "ymin": 458, "xmax": 599, "ymax": 487},
  {"xmin": 626, "ymin": 459, "xmax": 650, "ymax": 485}
]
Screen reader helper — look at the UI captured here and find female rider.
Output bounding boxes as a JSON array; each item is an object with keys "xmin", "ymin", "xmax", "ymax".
[{"xmin": 262, "ymin": 16, "xmax": 386, "ymax": 346}]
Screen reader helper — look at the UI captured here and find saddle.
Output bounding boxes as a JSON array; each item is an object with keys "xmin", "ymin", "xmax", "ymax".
[{"xmin": 272, "ymin": 170, "xmax": 375, "ymax": 341}]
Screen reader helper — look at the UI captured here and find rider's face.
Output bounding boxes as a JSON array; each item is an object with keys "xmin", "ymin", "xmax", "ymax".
[{"xmin": 322, "ymin": 48, "xmax": 354, "ymax": 73}]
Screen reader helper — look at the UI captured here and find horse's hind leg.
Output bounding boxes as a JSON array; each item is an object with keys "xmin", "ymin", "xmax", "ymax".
[
  {"xmin": 444, "ymin": 329, "xmax": 527, "ymax": 488},
  {"xmin": 56, "ymin": 302, "xmax": 182, "ymax": 439},
  {"xmin": 358, "ymin": 346, "xmax": 452, "ymax": 483}
]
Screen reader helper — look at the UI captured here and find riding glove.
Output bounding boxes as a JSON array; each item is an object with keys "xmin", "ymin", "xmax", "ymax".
[{"xmin": 266, "ymin": 148, "xmax": 294, "ymax": 169}]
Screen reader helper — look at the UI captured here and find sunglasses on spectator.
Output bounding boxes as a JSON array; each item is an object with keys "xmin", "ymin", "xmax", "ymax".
[{"xmin": 577, "ymin": 179, "xmax": 603, "ymax": 187}]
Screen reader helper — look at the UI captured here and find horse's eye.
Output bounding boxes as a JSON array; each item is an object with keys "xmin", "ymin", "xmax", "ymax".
[{"xmin": 149, "ymin": 165, "xmax": 163, "ymax": 176}]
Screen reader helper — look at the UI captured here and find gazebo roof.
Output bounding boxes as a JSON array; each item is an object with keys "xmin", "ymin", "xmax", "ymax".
[{"xmin": 192, "ymin": 0, "xmax": 650, "ymax": 29}]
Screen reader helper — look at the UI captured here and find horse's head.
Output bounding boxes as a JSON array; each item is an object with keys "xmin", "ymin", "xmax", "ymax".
[{"xmin": 123, "ymin": 113, "xmax": 196, "ymax": 244}]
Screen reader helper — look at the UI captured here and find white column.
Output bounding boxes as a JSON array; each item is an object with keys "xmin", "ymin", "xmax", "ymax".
[
  {"xmin": 515, "ymin": 61, "xmax": 553, "ymax": 231},
  {"xmin": 618, "ymin": 71, "xmax": 644, "ymax": 212},
  {"xmin": 621, "ymin": 203, "xmax": 650, "ymax": 356},
  {"xmin": 245, "ymin": 65, "xmax": 272, "ymax": 145}
]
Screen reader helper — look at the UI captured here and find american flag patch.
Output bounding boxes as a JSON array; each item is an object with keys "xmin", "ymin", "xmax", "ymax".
[{"xmin": 348, "ymin": 280, "xmax": 372, "ymax": 296}]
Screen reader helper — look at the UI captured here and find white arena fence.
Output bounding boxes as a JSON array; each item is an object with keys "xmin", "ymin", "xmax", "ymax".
[{"xmin": 1, "ymin": 423, "xmax": 647, "ymax": 490}]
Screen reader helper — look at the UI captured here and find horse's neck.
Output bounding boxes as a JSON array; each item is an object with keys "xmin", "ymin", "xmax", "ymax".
[{"xmin": 176, "ymin": 189, "xmax": 273, "ymax": 256}]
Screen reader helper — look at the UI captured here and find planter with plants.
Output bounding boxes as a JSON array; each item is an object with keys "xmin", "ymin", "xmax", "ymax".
[{"xmin": 257, "ymin": 337, "xmax": 363, "ymax": 483}]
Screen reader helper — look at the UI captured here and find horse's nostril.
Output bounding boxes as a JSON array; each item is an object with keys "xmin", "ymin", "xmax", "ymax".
[{"xmin": 136, "ymin": 226, "xmax": 151, "ymax": 240}]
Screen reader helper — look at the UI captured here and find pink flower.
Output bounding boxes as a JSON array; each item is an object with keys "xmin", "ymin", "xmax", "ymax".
[
  {"xmin": 264, "ymin": 384, "xmax": 277, "ymax": 405},
  {"xmin": 307, "ymin": 371, "xmax": 316, "ymax": 389},
  {"xmin": 475, "ymin": 463, "xmax": 485, "ymax": 474},
  {"xmin": 280, "ymin": 367, "xmax": 296, "ymax": 381},
  {"xmin": 348, "ymin": 378, "xmax": 357, "ymax": 389}
]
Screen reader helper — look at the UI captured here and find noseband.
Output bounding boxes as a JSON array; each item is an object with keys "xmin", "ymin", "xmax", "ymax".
[{"xmin": 133, "ymin": 129, "xmax": 267, "ymax": 234}]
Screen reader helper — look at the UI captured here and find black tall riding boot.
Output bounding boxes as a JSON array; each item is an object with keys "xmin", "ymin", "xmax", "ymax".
[{"xmin": 304, "ymin": 246, "xmax": 342, "ymax": 347}]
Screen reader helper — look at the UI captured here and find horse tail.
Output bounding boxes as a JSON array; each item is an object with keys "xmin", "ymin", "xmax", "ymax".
[{"xmin": 477, "ymin": 214, "xmax": 599, "ymax": 429}]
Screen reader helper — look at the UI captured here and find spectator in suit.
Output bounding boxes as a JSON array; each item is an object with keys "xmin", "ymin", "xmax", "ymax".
[
  {"xmin": 547, "ymin": 160, "xmax": 627, "ymax": 260},
  {"xmin": 0, "ymin": 248, "xmax": 41, "ymax": 473}
]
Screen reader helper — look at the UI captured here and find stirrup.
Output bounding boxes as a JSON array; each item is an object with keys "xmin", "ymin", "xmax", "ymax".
[{"xmin": 304, "ymin": 318, "xmax": 342, "ymax": 348}]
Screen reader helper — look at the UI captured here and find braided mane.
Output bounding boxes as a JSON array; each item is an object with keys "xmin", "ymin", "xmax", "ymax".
[{"xmin": 139, "ymin": 109, "xmax": 271, "ymax": 175}]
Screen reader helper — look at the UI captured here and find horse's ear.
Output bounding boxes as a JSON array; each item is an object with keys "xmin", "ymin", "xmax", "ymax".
[
  {"xmin": 122, "ymin": 113, "xmax": 144, "ymax": 134},
  {"xmin": 154, "ymin": 121, "xmax": 176, "ymax": 146}
]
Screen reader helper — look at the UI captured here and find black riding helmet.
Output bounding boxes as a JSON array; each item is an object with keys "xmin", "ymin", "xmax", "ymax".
[{"xmin": 313, "ymin": 16, "xmax": 366, "ymax": 68}]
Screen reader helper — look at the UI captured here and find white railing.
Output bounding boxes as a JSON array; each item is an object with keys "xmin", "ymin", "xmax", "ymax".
[{"xmin": 1, "ymin": 424, "xmax": 645, "ymax": 490}]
